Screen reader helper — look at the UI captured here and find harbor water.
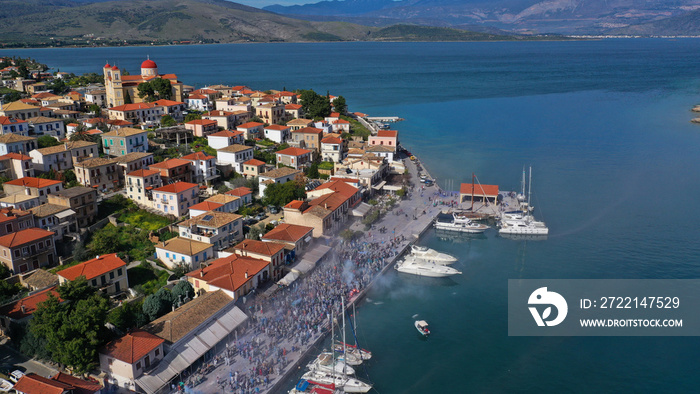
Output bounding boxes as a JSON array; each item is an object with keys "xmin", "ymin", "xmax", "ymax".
[{"xmin": 5, "ymin": 39, "xmax": 700, "ymax": 392}]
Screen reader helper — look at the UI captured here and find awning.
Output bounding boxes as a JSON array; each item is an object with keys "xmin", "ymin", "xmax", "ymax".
[
  {"xmin": 352, "ymin": 202, "xmax": 371, "ymax": 217},
  {"xmin": 304, "ymin": 236, "xmax": 312, "ymax": 243},
  {"xmin": 55, "ymin": 209, "xmax": 76, "ymax": 219},
  {"xmin": 277, "ymin": 271, "xmax": 299, "ymax": 286},
  {"xmin": 292, "ymin": 259, "xmax": 316, "ymax": 275},
  {"xmin": 134, "ymin": 306, "xmax": 248, "ymax": 394},
  {"xmin": 371, "ymin": 181, "xmax": 387, "ymax": 190}
]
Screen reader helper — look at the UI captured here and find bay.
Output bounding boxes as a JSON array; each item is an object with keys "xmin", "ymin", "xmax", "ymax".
[{"xmin": 5, "ymin": 39, "xmax": 700, "ymax": 392}]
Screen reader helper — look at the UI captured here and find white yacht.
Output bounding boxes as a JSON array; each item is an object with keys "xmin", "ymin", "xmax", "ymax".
[
  {"xmin": 308, "ymin": 352, "xmax": 355, "ymax": 375},
  {"xmin": 395, "ymin": 256, "xmax": 462, "ymax": 277},
  {"xmin": 499, "ymin": 218, "xmax": 549, "ymax": 235},
  {"xmin": 410, "ymin": 245, "xmax": 457, "ymax": 264},
  {"xmin": 301, "ymin": 370, "xmax": 373, "ymax": 393},
  {"xmin": 434, "ymin": 213, "xmax": 489, "ymax": 234}
]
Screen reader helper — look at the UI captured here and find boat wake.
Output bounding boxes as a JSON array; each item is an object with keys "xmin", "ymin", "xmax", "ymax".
[{"xmin": 412, "ymin": 314, "xmax": 419, "ymax": 319}]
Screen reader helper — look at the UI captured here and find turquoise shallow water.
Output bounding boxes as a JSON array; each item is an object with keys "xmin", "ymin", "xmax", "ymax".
[{"xmin": 5, "ymin": 39, "xmax": 700, "ymax": 392}]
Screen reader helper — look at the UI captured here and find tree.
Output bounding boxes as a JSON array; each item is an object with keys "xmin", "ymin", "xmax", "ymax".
[
  {"xmin": 262, "ymin": 180, "xmax": 306, "ymax": 207},
  {"xmin": 142, "ymin": 288, "xmax": 174, "ymax": 321},
  {"xmin": 46, "ymin": 78, "xmax": 67, "ymax": 95},
  {"xmin": 184, "ymin": 113, "xmax": 202, "ymax": 123},
  {"xmin": 0, "ymin": 280, "xmax": 23, "ymax": 305},
  {"xmin": 107, "ymin": 301, "xmax": 147, "ymax": 332},
  {"xmin": 3, "ymin": 90, "xmax": 22, "ymax": 103},
  {"xmin": 57, "ymin": 276, "xmax": 95, "ymax": 302},
  {"xmin": 37, "ymin": 135, "xmax": 61, "ymax": 149},
  {"xmin": 161, "ymin": 115, "xmax": 177, "ymax": 127},
  {"xmin": 333, "ymin": 96, "xmax": 347, "ymax": 114},
  {"xmin": 306, "ymin": 162, "xmax": 320, "ymax": 179},
  {"xmin": 124, "ymin": 90, "xmax": 133, "ymax": 104},
  {"xmin": 247, "ymin": 223, "xmax": 265, "ymax": 240},
  {"xmin": 171, "ymin": 281, "xmax": 194, "ymax": 304},
  {"xmin": 87, "ymin": 104, "xmax": 101, "ymax": 115},
  {"xmin": 137, "ymin": 78, "xmax": 172, "ymax": 102},
  {"xmin": 299, "ymin": 89, "xmax": 331, "ymax": 119}
]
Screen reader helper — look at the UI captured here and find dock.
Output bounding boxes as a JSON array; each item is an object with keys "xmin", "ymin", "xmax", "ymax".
[{"xmin": 365, "ymin": 116, "xmax": 404, "ymax": 122}]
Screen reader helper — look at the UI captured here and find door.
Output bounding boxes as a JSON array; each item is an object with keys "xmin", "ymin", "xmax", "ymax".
[{"xmin": 115, "ymin": 281, "xmax": 121, "ymax": 293}]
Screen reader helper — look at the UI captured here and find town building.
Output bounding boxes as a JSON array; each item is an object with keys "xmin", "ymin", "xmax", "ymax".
[
  {"xmin": 275, "ymin": 147, "xmax": 311, "ymax": 170},
  {"xmin": 115, "ymin": 152, "xmax": 154, "ymax": 184},
  {"xmin": 107, "ymin": 102, "xmax": 164, "ymax": 127},
  {"xmin": 3, "ymin": 177, "xmax": 63, "ymax": 204},
  {"xmin": 126, "ymin": 168, "xmax": 162, "ymax": 205},
  {"xmin": 368, "ymin": 129, "xmax": 398, "ymax": 151},
  {"xmin": 150, "ymin": 158, "xmax": 192, "ymax": 184},
  {"xmin": 331, "ymin": 118, "xmax": 351, "ymax": 133},
  {"xmin": 74, "ymin": 157, "xmax": 120, "ymax": 191},
  {"xmin": 12, "ymin": 372, "xmax": 102, "ymax": 394},
  {"xmin": 0, "ymin": 115, "xmax": 29, "ymax": 136},
  {"xmin": 181, "ymin": 151, "xmax": 217, "ymax": 184},
  {"xmin": 0, "ymin": 286, "xmax": 59, "ymax": 337},
  {"xmin": 225, "ymin": 187, "xmax": 253, "ymax": 205},
  {"xmin": 203, "ymin": 193, "xmax": 242, "ymax": 214},
  {"xmin": 187, "ymin": 201, "xmax": 223, "ymax": 218},
  {"xmin": 257, "ymin": 167, "xmax": 303, "ymax": 198},
  {"xmin": 26, "ymin": 116, "xmax": 65, "ymax": 139},
  {"xmin": 57, "ymin": 253, "xmax": 128, "ymax": 295},
  {"xmin": 0, "ymin": 101, "xmax": 52, "ymax": 121},
  {"xmin": 0, "ymin": 134, "xmax": 36, "ymax": 155},
  {"xmin": 177, "ymin": 211, "xmax": 243, "ymax": 251},
  {"xmin": 47, "ymin": 186, "xmax": 98, "ymax": 228},
  {"xmin": 284, "ymin": 103, "xmax": 302, "ymax": 119},
  {"xmin": 459, "ymin": 183, "xmax": 500, "ymax": 204},
  {"xmin": 207, "ymin": 130, "xmax": 244, "ymax": 150},
  {"xmin": 155, "ymin": 237, "xmax": 213, "ymax": 270},
  {"xmin": 0, "ymin": 228, "xmax": 56, "ymax": 273},
  {"xmin": 186, "ymin": 256, "xmax": 270, "ymax": 299},
  {"xmin": 152, "ymin": 182, "xmax": 199, "ymax": 218},
  {"xmin": 85, "ymin": 89, "xmax": 107, "ymax": 107},
  {"xmin": 241, "ymin": 158, "xmax": 266, "ymax": 179},
  {"xmin": 289, "ymin": 127, "xmax": 323, "ymax": 156},
  {"xmin": 29, "ymin": 203, "xmax": 76, "ymax": 240},
  {"xmin": 184, "ymin": 118, "xmax": 218, "ymax": 137},
  {"xmin": 284, "ymin": 180, "xmax": 360, "ymax": 237},
  {"xmin": 0, "ymin": 152, "xmax": 34, "ymax": 179},
  {"xmin": 101, "ymin": 127, "xmax": 149, "ymax": 157},
  {"xmin": 261, "ymin": 223, "xmax": 314, "ymax": 260},
  {"xmin": 366, "ymin": 144, "xmax": 395, "ymax": 162},
  {"xmin": 29, "ymin": 140, "xmax": 98, "ymax": 173},
  {"xmin": 321, "ymin": 135, "xmax": 345, "ymax": 162},
  {"xmin": 0, "ymin": 207, "xmax": 35, "ymax": 236},
  {"xmin": 100, "ymin": 330, "xmax": 165, "ymax": 392},
  {"xmin": 0, "ymin": 195, "xmax": 40, "ymax": 212},
  {"xmin": 202, "ymin": 110, "xmax": 238, "ymax": 130},
  {"xmin": 216, "ymin": 144, "xmax": 254, "ymax": 173},
  {"xmin": 255, "ymin": 103, "xmax": 285, "ymax": 125},
  {"xmin": 103, "ymin": 59, "xmax": 184, "ymax": 108},
  {"xmin": 152, "ymin": 99, "xmax": 187, "ymax": 121},
  {"xmin": 262, "ymin": 124, "xmax": 290, "ymax": 144},
  {"xmin": 224, "ymin": 239, "xmax": 286, "ymax": 280},
  {"xmin": 236, "ymin": 122, "xmax": 264, "ymax": 140},
  {"xmin": 184, "ymin": 93, "xmax": 212, "ymax": 111},
  {"xmin": 286, "ymin": 118, "xmax": 314, "ymax": 131}
]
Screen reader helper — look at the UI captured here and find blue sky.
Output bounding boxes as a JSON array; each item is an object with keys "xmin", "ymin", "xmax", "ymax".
[{"xmin": 236, "ymin": 0, "xmax": 313, "ymax": 8}]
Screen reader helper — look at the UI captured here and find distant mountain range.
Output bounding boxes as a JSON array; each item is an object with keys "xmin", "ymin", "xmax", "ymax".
[
  {"xmin": 264, "ymin": 0, "xmax": 700, "ymax": 35},
  {"xmin": 0, "ymin": 0, "xmax": 553, "ymax": 47}
]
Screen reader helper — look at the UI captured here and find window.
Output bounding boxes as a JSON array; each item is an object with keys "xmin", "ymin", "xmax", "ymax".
[
  {"xmin": 14, "ymin": 250, "xmax": 19, "ymax": 258},
  {"xmin": 92, "ymin": 279, "xmax": 97, "ymax": 286},
  {"xmin": 136, "ymin": 362, "xmax": 141, "ymax": 370},
  {"xmin": 165, "ymin": 252, "xmax": 170, "ymax": 258},
  {"xmin": 109, "ymin": 272, "xmax": 114, "ymax": 280},
  {"xmin": 117, "ymin": 268, "xmax": 122, "ymax": 276}
]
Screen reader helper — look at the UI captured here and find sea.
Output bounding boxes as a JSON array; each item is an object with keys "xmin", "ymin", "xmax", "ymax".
[{"xmin": 4, "ymin": 39, "xmax": 700, "ymax": 393}]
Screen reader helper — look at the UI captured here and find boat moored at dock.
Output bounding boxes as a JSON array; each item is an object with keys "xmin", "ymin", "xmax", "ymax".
[
  {"xmin": 410, "ymin": 245, "xmax": 458, "ymax": 264},
  {"xmin": 434, "ymin": 213, "xmax": 489, "ymax": 234},
  {"xmin": 395, "ymin": 256, "xmax": 462, "ymax": 277}
]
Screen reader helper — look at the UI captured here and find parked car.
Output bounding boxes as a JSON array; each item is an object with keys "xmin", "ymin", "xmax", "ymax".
[
  {"xmin": 9, "ymin": 371, "xmax": 24, "ymax": 383},
  {"xmin": 255, "ymin": 213, "xmax": 267, "ymax": 221},
  {"xmin": 268, "ymin": 205, "xmax": 279, "ymax": 214}
]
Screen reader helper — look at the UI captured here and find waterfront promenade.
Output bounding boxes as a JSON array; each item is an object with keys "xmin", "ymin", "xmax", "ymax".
[{"xmin": 184, "ymin": 155, "xmax": 455, "ymax": 394}]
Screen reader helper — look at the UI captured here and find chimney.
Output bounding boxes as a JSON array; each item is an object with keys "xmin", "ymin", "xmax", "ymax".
[
  {"xmin": 20, "ymin": 305, "xmax": 25, "ymax": 314},
  {"xmin": 200, "ymin": 271, "xmax": 203, "ymax": 278},
  {"xmin": 64, "ymin": 142, "xmax": 68, "ymax": 149},
  {"xmin": 245, "ymin": 271, "xmax": 248, "ymax": 279}
]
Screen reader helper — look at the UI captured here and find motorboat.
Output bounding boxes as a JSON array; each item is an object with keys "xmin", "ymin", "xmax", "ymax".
[
  {"xmin": 301, "ymin": 370, "xmax": 373, "ymax": 393},
  {"xmin": 415, "ymin": 320, "xmax": 430, "ymax": 336},
  {"xmin": 308, "ymin": 352, "xmax": 355, "ymax": 375},
  {"xmin": 395, "ymin": 256, "xmax": 462, "ymax": 277},
  {"xmin": 0, "ymin": 379, "xmax": 12, "ymax": 393},
  {"xmin": 410, "ymin": 245, "xmax": 457, "ymax": 265},
  {"xmin": 498, "ymin": 218, "xmax": 549, "ymax": 235},
  {"xmin": 434, "ymin": 213, "xmax": 489, "ymax": 234},
  {"xmin": 289, "ymin": 379, "xmax": 341, "ymax": 394}
]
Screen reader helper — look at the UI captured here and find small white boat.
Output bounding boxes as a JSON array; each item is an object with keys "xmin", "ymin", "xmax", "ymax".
[
  {"xmin": 331, "ymin": 344, "xmax": 363, "ymax": 365},
  {"xmin": 336, "ymin": 341, "xmax": 372, "ymax": 360},
  {"xmin": 434, "ymin": 214, "xmax": 489, "ymax": 233},
  {"xmin": 0, "ymin": 379, "xmax": 12, "ymax": 393},
  {"xmin": 415, "ymin": 320, "xmax": 430, "ymax": 336},
  {"xmin": 301, "ymin": 370, "xmax": 372, "ymax": 393},
  {"xmin": 395, "ymin": 256, "xmax": 462, "ymax": 277},
  {"xmin": 308, "ymin": 352, "xmax": 355, "ymax": 375},
  {"xmin": 498, "ymin": 218, "xmax": 549, "ymax": 235},
  {"xmin": 410, "ymin": 245, "xmax": 457, "ymax": 264}
]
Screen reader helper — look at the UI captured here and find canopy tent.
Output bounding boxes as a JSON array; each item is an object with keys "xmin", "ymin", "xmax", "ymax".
[{"xmin": 277, "ymin": 271, "xmax": 299, "ymax": 286}]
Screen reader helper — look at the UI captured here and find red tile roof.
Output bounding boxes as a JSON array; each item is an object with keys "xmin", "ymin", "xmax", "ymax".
[
  {"xmin": 0, "ymin": 227, "xmax": 54, "ymax": 248},
  {"xmin": 189, "ymin": 201, "xmax": 223, "ymax": 212},
  {"xmin": 333, "ymin": 119, "xmax": 350, "ymax": 124},
  {"xmin": 193, "ymin": 88, "xmax": 218, "ymax": 95},
  {"xmin": 276, "ymin": 147, "xmax": 311, "ymax": 157},
  {"xmin": 233, "ymin": 239, "xmax": 284, "ymax": 256},
  {"xmin": 50, "ymin": 373, "xmax": 102, "ymax": 394},
  {"xmin": 205, "ymin": 110, "xmax": 234, "ymax": 116},
  {"xmin": 0, "ymin": 286, "xmax": 60, "ymax": 320},
  {"xmin": 185, "ymin": 119, "xmax": 217, "ymax": 126},
  {"xmin": 225, "ymin": 187, "xmax": 252, "ymax": 197},
  {"xmin": 377, "ymin": 130, "xmax": 398, "ymax": 138},
  {"xmin": 265, "ymin": 124, "xmax": 290, "ymax": 131},
  {"xmin": 57, "ymin": 253, "xmax": 126, "ymax": 281},
  {"xmin": 321, "ymin": 136, "xmax": 342, "ymax": 144},
  {"xmin": 181, "ymin": 151, "xmax": 215, "ymax": 161},
  {"xmin": 127, "ymin": 168, "xmax": 160, "ymax": 177},
  {"xmin": 153, "ymin": 181, "xmax": 198, "ymax": 194},
  {"xmin": 243, "ymin": 159, "xmax": 265, "ymax": 166},
  {"xmin": 284, "ymin": 200, "xmax": 305, "ymax": 210},
  {"xmin": 187, "ymin": 94, "xmax": 207, "ymax": 100},
  {"xmin": 285, "ymin": 104, "xmax": 302, "ymax": 110},
  {"xmin": 109, "ymin": 103, "xmax": 156, "ymax": 111},
  {"xmin": 329, "ymin": 112, "xmax": 340, "ymax": 117},
  {"xmin": 291, "ymin": 127, "xmax": 323, "ymax": 135},
  {"xmin": 0, "ymin": 116, "xmax": 27, "ymax": 125},
  {"xmin": 4, "ymin": 177, "xmax": 62, "ymax": 189},
  {"xmin": 459, "ymin": 183, "xmax": 499, "ymax": 197},
  {"xmin": 186, "ymin": 254, "xmax": 270, "ymax": 293},
  {"xmin": 209, "ymin": 130, "xmax": 244, "ymax": 138},
  {"xmin": 237, "ymin": 122, "xmax": 264, "ymax": 129},
  {"xmin": 13, "ymin": 373, "xmax": 72, "ymax": 394},
  {"xmin": 101, "ymin": 329, "xmax": 164, "ymax": 364},
  {"xmin": 0, "ymin": 152, "xmax": 32, "ymax": 160},
  {"xmin": 150, "ymin": 158, "xmax": 190, "ymax": 169},
  {"xmin": 262, "ymin": 223, "xmax": 313, "ymax": 243},
  {"xmin": 152, "ymin": 99, "xmax": 185, "ymax": 107},
  {"xmin": 313, "ymin": 179, "xmax": 359, "ymax": 198}
]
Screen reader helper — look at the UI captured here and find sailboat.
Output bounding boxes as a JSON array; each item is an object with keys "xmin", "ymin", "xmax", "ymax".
[
  {"xmin": 309, "ymin": 309, "xmax": 357, "ymax": 375},
  {"xmin": 499, "ymin": 167, "xmax": 549, "ymax": 235}
]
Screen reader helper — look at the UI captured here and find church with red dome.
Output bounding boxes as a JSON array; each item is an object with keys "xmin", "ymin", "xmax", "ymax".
[{"xmin": 103, "ymin": 58, "xmax": 184, "ymax": 108}]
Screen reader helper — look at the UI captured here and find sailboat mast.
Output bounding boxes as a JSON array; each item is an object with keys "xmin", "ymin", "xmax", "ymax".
[
  {"xmin": 471, "ymin": 173, "xmax": 475, "ymax": 210},
  {"xmin": 342, "ymin": 296, "xmax": 347, "ymax": 372},
  {"xmin": 528, "ymin": 167, "xmax": 532, "ymax": 218}
]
